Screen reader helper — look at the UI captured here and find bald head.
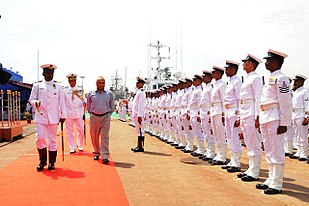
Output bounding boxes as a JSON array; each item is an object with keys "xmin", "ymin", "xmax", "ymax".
[{"xmin": 96, "ymin": 76, "xmax": 105, "ymax": 91}]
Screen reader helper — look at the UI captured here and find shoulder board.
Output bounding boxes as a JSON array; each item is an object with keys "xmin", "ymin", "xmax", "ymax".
[
  {"xmin": 63, "ymin": 86, "xmax": 69, "ymax": 89},
  {"xmin": 33, "ymin": 80, "xmax": 42, "ymax": 83},
  {"xmin": 54, "ymin": 80, "xmax": 61, "ymax": 84}
]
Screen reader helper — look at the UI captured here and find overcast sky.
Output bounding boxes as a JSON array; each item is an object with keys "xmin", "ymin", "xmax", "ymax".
[{"xmin": 1, "ymin": 0, "xmax": 309, "ymax": 92}]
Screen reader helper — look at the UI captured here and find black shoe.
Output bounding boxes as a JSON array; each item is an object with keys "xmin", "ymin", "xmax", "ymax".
[
  {"xmin": 289, "ymin": 154, "xmax": 299, "ymax": 159},
  {"xmin": 102, "ymin": 159, "xmax": 110, "ymax": 164},
  {"xmin": 299, "ymin": 157, "xmax": 307, "ymax": 161},
  {"xmin": 48, "ymin": 163, "xmax": 55, "ymax": 170},
  {"xmin": 285, "ymin": 153, "xmax": 292, "ymax": 156},
  {"xmin": 199, "ymin": 155, "xmax": 205, "ymax": 159},
  {"xmin": 264, "ymin": 188, "xmax": 282, "ymax": 195},
  {"xmin": 256, "ymin": 184, "xmax": 268, "ymax": 190},
  {"xmin": 241, "ymin": 175, "xmax": 259, "ymax": 182},
  {"xmin": 211, "ymin": 160, "xmax": 226, "ymax": 165},
  {"xmin": 175, "ymin": 146, "xmax": 185, "ymax": 149},
  {"xmin": 94, "ymin": 156, "xmax": 99, "ymax": 160},
  {"xmin": 191, "ymin": 152, "xmax": 202, "ymax": 157},
  {"xmin": 171, "ymin": 143, "xmax": 178, "ymax": 146},
  {"xmin": 208, "ymin": 159, "xmax": 214, "ymax": 164},
  {"xmin": 227, "ymin": 167, "xmax": 241, "ymax": 173},
  {"xmin": 203, "ymin": 156, "xmax": 213, "ymax": 161},
  {"xmin": 37, "ymin": 161, "xmax": 47, "ymax": 171},
  {"xmin": 307, "ymin": 159, "xmax": 309, "ymax": 164},
  {"xmin": 221, "ymin": 165, "xmax": 230, "ymax": 170},
  {"xmin": 131, "ymin": 147, "xmax": 144, "ymax": 152},
  {"xmin": 237, "ymin": 173, "xmax": 247, "ymax": 178},
  {"xmin": 183, "ymin": 150, "xmax": 193, "ymax": 153}
]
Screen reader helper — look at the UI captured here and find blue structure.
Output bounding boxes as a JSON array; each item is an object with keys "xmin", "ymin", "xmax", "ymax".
[{"xmin": 0, "ymin": 66, "xmax": 32, "ymax": 113}]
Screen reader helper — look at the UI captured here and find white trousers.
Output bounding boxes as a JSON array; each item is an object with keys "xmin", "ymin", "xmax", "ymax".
[
  {"xmin": 240, "ymin": 116, "xmax": 262, "ymax": 177},
  {"xmin": 134, "ymin": 117, "xmax": 145, "ymax": 136},
  {"xmin": 211, "ymin": 114, "xmax": 226, "ymax": 146},
  {"xmin": 292, "ymin": 118, "xmax": 308, "ymax": 158},
  {"xmin": 226, "ymin": 114, "xmax": 242, "ymax": 153},
  {"xmin": 240, "ymin": 116, "xmax": 262, "ymax": 157},
  {"xmin": 261, "ymin": 120, "xmax": 285, "ymax": 190},
  {"xmin": 66, "ymin": 118, "xmax": 84, "ymax": 150},
  {"xmin": 36, "ymin": 123, "xmax": 59, "ymax": 151}
]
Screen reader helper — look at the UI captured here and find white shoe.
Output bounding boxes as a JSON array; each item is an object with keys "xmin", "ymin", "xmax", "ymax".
[
  {"xmin": 70, "ymin": 149, "xmax": 76, "ymax": 154},
  {"xmin": 78, "ymin": 146, "xmax": 84, "ymax": 151}
]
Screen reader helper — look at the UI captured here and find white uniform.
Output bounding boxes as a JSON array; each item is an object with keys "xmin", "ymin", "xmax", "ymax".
[
  {"xmin": 63, "ymin": 85, "xmax": 85, "ymax": 151},
  {"xmin": 174, "ymin": 89, "xmax": 184, "ymax": 145},
  {"xmin": 183, "ymin": 87, "xmax": 194, "ymax": 151},
  {"xmin": 210, "ymin": 79, "xmax": 227, "ymax": 162},
  {"xmin": 239, "ymin": 71, "xmax": 263, "ymax": 178},
  {"xmin": 201, "ymin": 83, "xmax": 215, "ymax": 159},
  {"xmin": 260, "ymin": 70, "xmax": 292, "ymax": 191},
  {"xmin": 224, "ymin": 75, "xmax": 242, "ymax": 168},
  {"xmin": 189, "ymin": 85, "xmax": 204, "ymax": 154},
  {"xmin": 132, "ymin": 88, "xmax": 146, "ymax": 136},
  {"xmin": 29, "ymin": 80, "xmax": 67, "ymax": 151},
  {"xmin": 291, "ymin": 86, "xmax": 309, "ymax": 159}
]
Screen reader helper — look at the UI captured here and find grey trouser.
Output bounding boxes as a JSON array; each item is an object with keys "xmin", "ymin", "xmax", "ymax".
[{"xmin": 90, "ymin": 114, "xmax": 111, "ymax": 159}]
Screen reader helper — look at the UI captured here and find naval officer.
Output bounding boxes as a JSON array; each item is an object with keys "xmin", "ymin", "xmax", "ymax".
[
  {"xmin": 29, "ymin": 64, "xmax": 67, "ymax": 171},
  {"xmin": 63, "ymin": 74, "xmax": 86, "ymax": 153},
  {"xmin": 256, "ymin": 49, "xmax": 292, "ymax": 195},
  {"xmin": 289, "ymin": 74, "xmax": 309, "ymax": 161},
  {"xmin": 237, "ymin": 54, "xmax": 263, "ymax": 182},
  {"xmin": 131, "ymin": 77, "xmax": 147, "ymax": 152}
]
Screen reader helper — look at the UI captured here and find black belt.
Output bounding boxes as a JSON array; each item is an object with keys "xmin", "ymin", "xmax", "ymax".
[{"xmin": 92, "ymin": 112, "xmax": 110, "ymax": 117}]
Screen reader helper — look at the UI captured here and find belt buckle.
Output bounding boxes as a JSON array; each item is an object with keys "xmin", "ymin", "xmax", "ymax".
[
  {"xmin": 260, "ymin": 105, "xmax": 265, "ymax": 111},
  {"xmin": 240, "ymin": 99, "xmax": 244, "ymax": 105}
]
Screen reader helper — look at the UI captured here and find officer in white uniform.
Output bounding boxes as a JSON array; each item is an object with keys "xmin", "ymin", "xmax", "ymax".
[
  {"xmin": 63, "ymin": 74, "xmax": 85, "ymax": 153},
  {"xmin": 209, "ymin": 66, "xmax": 227, "ymax": 165},
  {"xmin": 256, "ymin": 49, "xmax": 292, "ymax": 195},
  {"xmin": 289, "ymin": 74, "xmax": 309, "ymax": 161},
  {"xmin": 181, "ymin": 78, "xmax": 194, "ymax": 152},
  {"xmin": 200, "ymin": 70, "xmax": 216, "ymax": 161},
  {"xmin": 237, "ymin": 54, "xmax": 263, "ymax": 182},
  {"xmin": 29, "ymin": 64, "xmax": 67, "ymax": 171},
  {"xmin": 131, "ymin": 77, "xmax": 147, "ymax": 152},
  {"xmin": 222, "ymin": 60, "xmax": 242, "ymax": 173},
  {"xmin": 190, "ymin": 74, "xmax": 204, "ymax": 156},
  {"xmin": 173, "ymin": 80, "xmax": 185, "ymax": 147}
]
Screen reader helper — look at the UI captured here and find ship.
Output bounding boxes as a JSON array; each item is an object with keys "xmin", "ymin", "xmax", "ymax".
[{"xmin": 146, "ymin": 41, "xmax": 183, "ymax": 91}]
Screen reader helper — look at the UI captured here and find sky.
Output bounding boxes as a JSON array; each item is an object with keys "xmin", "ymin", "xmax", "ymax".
[{"xmin": 1, "ymin": 0, "xmax": 309, "ymax": 92}]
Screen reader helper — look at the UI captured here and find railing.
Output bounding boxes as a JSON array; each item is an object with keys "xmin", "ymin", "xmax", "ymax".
[{"xmin": 1, "ymin": 90, "xmax": 21, "ymax": 128}]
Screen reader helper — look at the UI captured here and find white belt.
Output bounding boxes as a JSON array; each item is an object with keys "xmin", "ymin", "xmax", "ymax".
[
  {"xmin": 211, "ymin": 102, "xmax": 222, "ymax": 107},
  {"xmin": 260, "ymin": 103, "xmax": 279, "ymax": 111},
  {"xmin": 292, "ymin": 108, "xmax": 304, "ymax": 112},
  {"xmin": 200, "ymin": 104, "xmax": 210, "ymax": 108},
  {"xmin": 190, "ymin": 105, "xmax": 199, "ymax": 109},
  {"xmin": 224, "ymin": 103, "xmax": 238, "ymax": 109},
  {"xmin": 240, "ymin": 99, "xmax": 254, "ymax": 105}
]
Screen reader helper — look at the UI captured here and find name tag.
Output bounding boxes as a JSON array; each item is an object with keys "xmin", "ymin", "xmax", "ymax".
[{"xmin": 268, "ymin": 77, "xmax": 277, "ymax": 85}]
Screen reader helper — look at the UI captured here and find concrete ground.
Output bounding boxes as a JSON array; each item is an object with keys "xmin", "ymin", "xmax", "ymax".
[{"xmin": 1, "ymin": 119, "xmax": 308, "ymax": 206}]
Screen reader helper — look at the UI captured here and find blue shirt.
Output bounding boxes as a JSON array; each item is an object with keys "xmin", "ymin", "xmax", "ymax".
[{"xmin": 86, "ymin": 90, "xmax": 114, "ymax": 114}]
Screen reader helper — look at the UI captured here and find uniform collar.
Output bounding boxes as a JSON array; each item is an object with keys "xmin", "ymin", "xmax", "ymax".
[
  {"xmin": 271, "ymin": 70, "xmax": 282, "ymax": 76},
  {"xmin": 44, "ymin": 80, "xmax": 53, "ymax": 85}
]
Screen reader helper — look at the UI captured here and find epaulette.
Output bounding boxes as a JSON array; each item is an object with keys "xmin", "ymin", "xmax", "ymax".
[
  {"xmin": 33, "ymin": 80, "xmax": 42, "ymax": 83},
  {"xmin": 63, "ymin": 86, "xmax": 69, "ymax": 89}
]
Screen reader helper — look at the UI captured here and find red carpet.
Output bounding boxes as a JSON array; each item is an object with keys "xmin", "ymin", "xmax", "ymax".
[{"xmin": 0, "ymin": 122, "xmax": 129, "ymax": 206}]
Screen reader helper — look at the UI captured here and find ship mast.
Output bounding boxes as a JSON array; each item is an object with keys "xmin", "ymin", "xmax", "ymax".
[{"xmin": 148, "ymin": 41, "xmax": 170, "ymax": 82}]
